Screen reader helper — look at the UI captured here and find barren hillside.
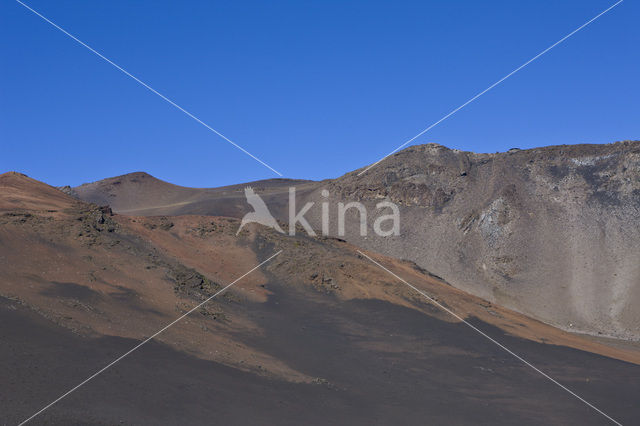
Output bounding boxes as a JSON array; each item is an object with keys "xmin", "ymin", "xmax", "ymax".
[
  {"xmin": 321, "ymin": 141, "xmax": 640, "ymax": 340},
  {"xmin": 69, "ymin": 141, "xmax": 640, "ymax": 340},
  {"xmin": 3, "ymin": 171, "xmax": 640, "ymax": 424}
]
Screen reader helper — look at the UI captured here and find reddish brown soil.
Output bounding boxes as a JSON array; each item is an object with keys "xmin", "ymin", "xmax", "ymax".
[{"xmin": 2, "ymin": 171, "xmax": 640, "ymax": 425}]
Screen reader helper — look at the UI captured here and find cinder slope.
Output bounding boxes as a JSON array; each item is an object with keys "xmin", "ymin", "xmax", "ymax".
[
  {"xmin": 68, "ymin": 171, "xmax": 315, "ymax": 217},
  {"xmin": 68, "ymin": 141, "xmax": 640, "ymax": 340},
  {"xmin": 1, "ymin": 173, "xmax": 301, "ymax": 381},
  {"xmin": 1, "ymin": 171, "xmax": 80, "ymax": 213},
  {"xmin": 3, "ymin": 173, "xmax": 640, "ymax": 424}
]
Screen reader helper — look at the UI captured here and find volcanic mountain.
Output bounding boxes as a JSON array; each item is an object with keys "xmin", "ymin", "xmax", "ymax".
[
  {"xmin": 70, "ymin": 140, "xmax": 640, "ymax": 341},
  {"xmin": 2, "ymin": 170, "xmax": 640, "ymax": 424}
]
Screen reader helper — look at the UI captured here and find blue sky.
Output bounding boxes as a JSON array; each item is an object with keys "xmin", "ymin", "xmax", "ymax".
[{"xmin": 1, "ymin": 0, "xmax": 637, "ymax": 187}]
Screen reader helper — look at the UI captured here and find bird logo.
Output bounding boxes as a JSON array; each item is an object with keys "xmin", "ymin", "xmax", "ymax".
[{"xmin": 236, "ymin": 187, "xmax": 284, "ymax": 235}]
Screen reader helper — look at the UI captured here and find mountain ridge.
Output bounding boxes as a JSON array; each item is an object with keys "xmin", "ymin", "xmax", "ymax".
[
  {"xmin": 6, "ymin": 170, "xmax": 640, "ymax": 423},
  {"xmin": 61, "ymin": 140, "xmax": 640, "ymax": 340}
]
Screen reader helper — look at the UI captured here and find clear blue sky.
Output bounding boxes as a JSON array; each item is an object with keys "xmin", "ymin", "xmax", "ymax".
[{"xmin": 1, "ymin": 0, "xmax": 637, "ymax": 187}]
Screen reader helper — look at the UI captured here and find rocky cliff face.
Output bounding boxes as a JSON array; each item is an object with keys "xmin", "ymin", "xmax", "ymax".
[{"xmin": 308, "ymin": 141, "xmax": 640, "ymax": 339}]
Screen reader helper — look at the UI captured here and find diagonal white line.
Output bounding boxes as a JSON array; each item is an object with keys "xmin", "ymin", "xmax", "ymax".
[
  {"xmin": 357, "ymin": 250, "xmax": 622, "ymax": 426},
  {"xmin": 15, "ymin": 0, "xmax": 283, "ymax": 177},
  {"xmin": 18, "ymin": 250, "xmax": 282, "ymax": 426},
  {"xmin": 357, "ymin": 0, "xmax": 623, "ymax": 176}
]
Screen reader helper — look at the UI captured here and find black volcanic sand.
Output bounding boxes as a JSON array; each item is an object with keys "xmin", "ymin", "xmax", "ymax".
[
  {"xmin": 237, "ymin": 282, "xmax": 640, "ymax": 425},
  {"xmin": 3, "ymin": 282, "xmax": 640, "ymax": 425},
  {"xmin": 2, "ymin": 296, "xmax": 357, "ymax": 426}
]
